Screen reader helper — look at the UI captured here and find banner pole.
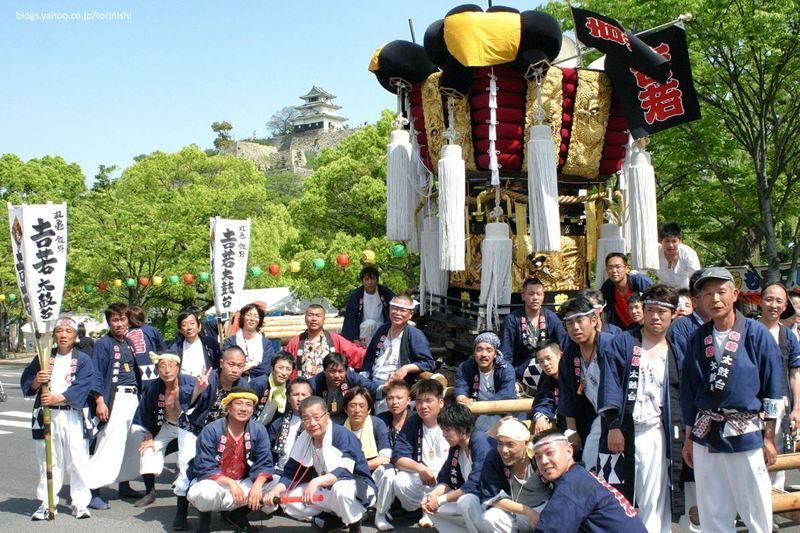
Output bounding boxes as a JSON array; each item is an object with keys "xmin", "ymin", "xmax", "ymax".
[{"xmin": 34, "ymin": 321, "xmax": 55, "ymax": 520}]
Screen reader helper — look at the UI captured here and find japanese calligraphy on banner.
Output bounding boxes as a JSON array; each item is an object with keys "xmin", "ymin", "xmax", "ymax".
[
  {"xmin": 727, "ymin": 264, "xmax": 800, "ymax": 297},
  {"xmin": 605, "ymin": 24, "xmax": 701, "ymax": 139},
  {"xmin": 210, "ymin": 217, "xmax": 251, "ymax": 314},
  {"xmin": 570, "ymin": 7, "xmax": 671, "ymax": 84},
  {"xmin": 7, "ymin": 203, "xmax": 68, "ymax": 329}
]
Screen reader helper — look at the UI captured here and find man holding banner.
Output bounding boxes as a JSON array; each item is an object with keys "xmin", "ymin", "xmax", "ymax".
[{"xmin": 21, "ymin": 316, "xmax": 96, "ymax": 520}]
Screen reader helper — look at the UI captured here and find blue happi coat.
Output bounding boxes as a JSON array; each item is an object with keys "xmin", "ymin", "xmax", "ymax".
[
  {"xmin": 182, "ymin": 369, "xmax": 250, "ymax": 434},
  {"xmin": 126, "ymin": 324, "xmax": 168, "ymax": 381},
  {"xmin": 92, "ymin": 334, "xmax": 142, "ymax": 413},
  {"xmin": 309, "ymin": 370, "xmax": 379, "ymax": 423},
  {"xmin": 436, "ymin": 430, "xmax": 495, "ymax": 496},
  {"xmin": 362, "ymin": 324, "xmax": 435, "ymax": 378},
  {"xmin": 391, "ymin": 412, "xmax": 430, "ymax": 464},
  {"xmin": 341, "ymin": 285, "xmax": 395, "ymax": 341},
  {"xmin": 222, "ymin": 334, "xmax": 275, "ymax": 379},
  {"xmin": 189, "ymin": 417, "xmax": 274, "ymax": 482},
  {"xmin": 532, "ymin": 373, "xmax": 561, "ymax": 425},
  {"xmin": 500, "ymin": 308, "xmax": 567, "ymax": 381},
  {"xmin": 170, "ymin": 335, "xmax": 222, "ymax": 371},
  {"xmin": 132, "ymin": 374, "xmax": 196, "ymax": 436},
  {"xmin": 453, "ymin": 357, "xmax": 516, "ymax": 401},
  {"xmin": 21, "ymin": 349, "xmax": 96, "ymax": 439},
  {"xmin": 681, "ymin": 314, "xmax": 782, "ymax": 453},
  {"xmin": 667, "ymin": 312, "xmax": 704, "ymax": 356}
]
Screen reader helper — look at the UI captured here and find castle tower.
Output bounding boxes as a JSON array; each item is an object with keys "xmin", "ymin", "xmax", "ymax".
[{"xmin": 292, "ymin": 86, "xmax": 348, "ymax": 133}]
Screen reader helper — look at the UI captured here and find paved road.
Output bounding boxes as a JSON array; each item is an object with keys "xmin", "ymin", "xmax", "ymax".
[{"xmin": 0, "ymin": 358, "xmax": 799, "ymax": 532}]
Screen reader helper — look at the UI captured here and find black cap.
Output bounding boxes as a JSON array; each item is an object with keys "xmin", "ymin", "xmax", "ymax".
[{"xmin": 693, "ymin": 267, "xmax": 734, "ymax": 291}]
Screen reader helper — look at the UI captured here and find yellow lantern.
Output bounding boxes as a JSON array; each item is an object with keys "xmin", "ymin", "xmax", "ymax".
[
  {"xmin": 113, "ymin": 278, "xmax": 123, "ymax": 288},
  {"xmin": 361, "ymin": 249, "xmax": 376, "ymax": 264},
  {"xmin": 289, "ymin": 261, "xmax": 301, "ymax": 273},
  {"xmin": 152, "ymin": 275, "xmax": 163, "ymax": 287}
]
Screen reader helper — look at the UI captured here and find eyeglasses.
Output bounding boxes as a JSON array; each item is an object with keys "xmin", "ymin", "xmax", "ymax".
[
  {"xmin": 301, "ymin": 412, "xmax": 329, "ymax": 425},
  {"xmin": 606, "ymin": 264, "xmax": 626, "ymax": 271}
]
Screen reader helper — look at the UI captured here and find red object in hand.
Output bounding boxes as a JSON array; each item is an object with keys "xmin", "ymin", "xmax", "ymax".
[{"xmin": 273, "ymin": 494, "xmax": 324, "ymax": 505}]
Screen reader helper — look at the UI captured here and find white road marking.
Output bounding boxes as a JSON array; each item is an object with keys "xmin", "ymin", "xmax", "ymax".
[
  {"xmin": 0, "ymin": 411, "xmax": 31, "ymax": 419},
  {"xmin": 0, "ymin": 431, "xmax": 11, "ymax": 435},
  {"xmin": 0, "ymin": 419, "xmax": 30, "ymax": 428}
]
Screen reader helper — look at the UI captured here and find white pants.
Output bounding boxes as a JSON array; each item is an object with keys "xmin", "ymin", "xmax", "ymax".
[
  {"xmin": 771, "ymin": 411, "xmax": 786, "ymax": 490},
  {"xmin": 479, "ymin": 506, "xmax": 535, "ymax": 533},
  {"xmin": 582, "ymin": 416, "xmax": 601, "ymax": 472},
  {"xmin": 373, "ymin": 464, "xmax": 397, "ymax": 515},
  {"xmin": 393, "ymin": 470, "xmax": 431, "ymax": 511},
  {"xmin": 360, "ymin": 320, "xmax": 380, "ymax": 347},
  {"xmin": 693, "ymin": 442, "xmax": 772, "ymax": 532},
  {"xmin": 34, "ymin": 408, "xmax": 92, "ymax": 509},
  {"xmin": 633, "ymin": 424, "xmax": 670, "ymax": 533},
  {"xmin": 278, "ymin": 479, "xmax": 374, "ymax": 525},
  {"xmin": 429, "ymin": 493, "xmax": 482, "ymax": 533},
  {"xmin": 139, "ymin": 423, "xmax": 196, "ymax": 496},
  {"xmin": 188, "ymin": 478, "xmax": 258, "ymax": 512},
  {"xmin": 89, "ymin": 391, "xmax": 142, "ymax": 488}
]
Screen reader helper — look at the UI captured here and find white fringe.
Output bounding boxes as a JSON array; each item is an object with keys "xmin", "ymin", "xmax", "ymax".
[
  {"xmin": 594, "ymin": 223, "xmax": 627, "ymax": 288},
  {"xmin": 438, "ymin": 144, "xmax": 466, "ymax": 271},
  {"xmin": 619, "ymin": 136, "xmax": 633, "ymax": 253},
  {"xmin": 479, "ymin": 222, "xmax": 512, "ymax": 330},
  {"xmin": 627, "ymin": 146, "xmax": 659, "ymax": 270},
  {"xmin": 386, "ymin": 129, "xmax": 414, "ymax": 241},
  {"xmin": 406, "ymin": 93, "xmax": 427, "ymax": 253},
  {"xmin": 527, "ymin": 125, "xmax": 561, "ymax": 252},
  {"xmin": 419, "ymin": 215, "xmax": 448, "ymax": 315}
]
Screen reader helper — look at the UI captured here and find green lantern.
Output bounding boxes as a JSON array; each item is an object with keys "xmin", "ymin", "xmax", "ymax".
[
  {"xmin": 7, "ymin": 293, "xmax": 17, "ymax": 302},
  {"xmin": 199, "ymin": 272, "xmax": 210, "ymax": 282},
  {"xmin": 312, "ymin": 258, "xmax": 326, "ymax": 270},
  {"xmin": 168, "ymin": 274, "xmax": 180, "ymax": 285},
  {"xmin": 125, "ymin": 278, "xmax": 136, "ymax": 287},
  {"xmin": 84, "ymin": 284, "xmax": 95, "ymax": 293},
  {"xmin": 390, "ymin": 243, "xmax": 406, "ymax": 258},
  {"xmin": 249, "ymin": 266, "xmax": 263, "ymax": 278}
]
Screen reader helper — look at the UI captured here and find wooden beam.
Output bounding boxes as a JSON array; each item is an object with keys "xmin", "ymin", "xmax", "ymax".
[
  {"xmin": 468, "ymin": 399, "xmax": 533, "ymax": 415},
  {"xmin": 773, "ymin": 490, "xmax": 800, "ymax": 515},
  {"xmin": 768, "ymin": 453, "xmax": 800, "ymax": 472}
]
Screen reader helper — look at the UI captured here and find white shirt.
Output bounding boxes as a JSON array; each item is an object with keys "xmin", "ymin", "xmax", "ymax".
[
  {"xmin": 581, "ymin": 358, "xmax": 601, "ymax": 410},
  {"xmin": 363, "ymin": 291, "xmax": 384, "ymax": 325},
  {"xmin": 632, "ymin": 346, "xmax": 667, "ymax": 425},
  {"xmin": 181, "ymin": 338, "xmax": 206, "ymax": 377},
  {"xmin": 276, "ymin": 415, "xmax": 303, "ymax": 472},
  {"xmin": 236, "ymin": 330, "xmax": 264, "ymax": 365},
  {"xmin": 458, "ymin": 446, "xmax": 472, "ymax": 481},
  {"xmin": 373, "ymin": 332, "xmax": 403, "ymax": 382},
  {"xmin": 49, "ymin": 353, "xmax": 72, "ymax": 396},
  {"xmin": 657, "ymin": 243, "xmax": 701, "ymax": 289},
  {"xmin": 478, "ymin": 369, "xmax": 495, "ymax": 401},
  {"xmin": 421, "ymin": 425, "xmax": 450, "ymax": 474},
  {"xmin": 713, "ymin": 328, "xmax": 731, "ymax": 365}
]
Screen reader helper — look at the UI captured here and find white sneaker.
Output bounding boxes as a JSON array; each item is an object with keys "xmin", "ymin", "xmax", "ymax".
[
  {"xmin": 374, "ymin": 512, "xmax": 394, "ymax": 531},
  {"xmin": 74, "ymin": 507, "xmax": 91, "ymax": 519},
  {"xmin": 31, "ymin": 505, "xmax": 57, "ymax": 521},
  {"xmin": 418, "ymin": 513, "xmax": 433, "ymax": 528}
]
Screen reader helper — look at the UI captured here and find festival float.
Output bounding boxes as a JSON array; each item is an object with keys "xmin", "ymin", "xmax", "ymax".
[{"xmin": 368, "ymin": 4, "xmax": 700, "ymax": 355}]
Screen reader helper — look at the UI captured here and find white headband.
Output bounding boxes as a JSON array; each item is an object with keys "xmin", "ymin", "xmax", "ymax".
[
  {"xmin": 497, "ymin": 419, "xmax": 530, "ymax": 442},
  {"xmin": 532, "ymin": 435, "xmax": 570, "ymax": 450},
  {"xmin": 149, "ymin": 351, "xmax": 181, "ymax": 365},
  {"xmin": 562, "ymin": 309, "xmax": 596, "ymax": 322},
  {"xmin": 390, "ymin": 299, "xmax": 419, "ymax": 310},
  {"xmin": 642, "ymin": 299, "xmax": 676, "ymax": 310}
]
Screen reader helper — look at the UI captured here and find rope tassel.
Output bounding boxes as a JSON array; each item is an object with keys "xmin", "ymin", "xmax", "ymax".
[
  {"xmin": 526, "ymin": 124, "xmax": 561, "ymax": 252},
  {"xmin": 419, "ymin": 215, "xmax": 448, "ymax": 315},
  {"xmin": 594, "ymin": 222, "xmax": 627, "ymax": 288},
  {"xmin": 627, "ymin": 143, "xmax": 659, "ymax": 270},
  {"xmin": 386, "ymin": 128, "xmax": 414, "ymax": 242},
  {"xmin": 479, "ymin": 222, "xmax": 512, "ymax": 330},
  {"xmin": 439, "ymin": 97, "xmax": 466, "ymax": 271}
]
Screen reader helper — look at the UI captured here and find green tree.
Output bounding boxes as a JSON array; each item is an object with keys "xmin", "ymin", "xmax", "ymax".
[
  {"xmin": 545, "ymin": 0, "xmax": 800, "ymax": 282},
  {"xmin": 211, "ymin": 121, "xmax": 234, "ymax": 151}
]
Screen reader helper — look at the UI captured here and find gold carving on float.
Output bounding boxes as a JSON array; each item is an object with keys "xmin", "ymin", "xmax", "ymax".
[
  {"xmin": 562, "ymin": 70, "xmax": 612, "ymax": 179},
  {"xmin": 522, "ymin": 67, "xmax": 564, "ymax": 168},
  {"xmin": 421, "ymin": 72, "xmax": 446, "ymax": 168},
  {"xmin": 453, "ymin": 96, "xmax": 477, "ymax": 171}
]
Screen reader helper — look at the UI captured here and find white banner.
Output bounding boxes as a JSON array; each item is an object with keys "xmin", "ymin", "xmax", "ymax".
[
  {"xmin": 210, "ymin": 217, "xmax": 250, "ymax": 315},
  {"xmin": 7, "ymin": 202, "xmax": 68, "ymax": 330}
]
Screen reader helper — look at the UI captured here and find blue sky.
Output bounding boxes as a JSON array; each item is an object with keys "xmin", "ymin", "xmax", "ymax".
[{"xmin": 1, "ymin": 0, "xmax": 545, "ymax": 183}]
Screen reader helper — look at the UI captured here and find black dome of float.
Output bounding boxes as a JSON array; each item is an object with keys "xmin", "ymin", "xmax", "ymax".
[
  {"xmin": 515, "ymin": 11, "xmax": 563, "ymax": 70},
  {"xmin": 372, "ymin": 40, "xmax": 438, "ymax": 94}
]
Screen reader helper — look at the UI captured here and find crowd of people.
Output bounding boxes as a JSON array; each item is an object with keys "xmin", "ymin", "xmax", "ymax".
[{"xmin": 19, "ymin": 222, "xmax": 800, "ymax": 532}]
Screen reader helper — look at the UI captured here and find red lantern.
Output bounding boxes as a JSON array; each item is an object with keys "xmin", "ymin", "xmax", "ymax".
[
  {"xmin": 97, "ymin": 281, "xmax": 108, "ymax": 292},
  {"xmin": 139, "ymin": 277, "xmax": 150, "ymax": 287},
  {"xmin": 268, "ymin": 263, "xmax": 280, "ymax": 276},
  {"xmin": 337, "ymin": 253, "xmax": 351, "ymax": 268},
  {"xmin": 183, "ymin": 273, "xmax": 195, "ymax": 285}
]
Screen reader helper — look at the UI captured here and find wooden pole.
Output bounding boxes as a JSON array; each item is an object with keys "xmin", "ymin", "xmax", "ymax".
[
  {"xmin": 34, "ymin": 322, "xmax": 55, "ymax": 520},
  {"xmin": 468, "ymin": 398, "xmax": 533, "ymax": 415},
  {"xmin": 768, "ymin": 452, "xmax": 800, "ymax": 472},
  {"xmin": 773, "ymin": 491, "xmax": 800, "ymax": 514}
]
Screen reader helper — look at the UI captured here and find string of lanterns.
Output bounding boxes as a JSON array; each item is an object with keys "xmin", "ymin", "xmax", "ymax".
[{"xmin": 77, "ymin": 245, "xmax": 408, "ymax": 294}]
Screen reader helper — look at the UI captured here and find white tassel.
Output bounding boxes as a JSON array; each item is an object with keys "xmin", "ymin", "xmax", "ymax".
[
  {"xmin": 627, "ymin": 144, "xmax": 659, "ymax": 270},
  {"xmin": 527, "ymin": 125, "xmax": 561, "ymax": 252},
  {"xmin": 619, "ymin": 136, "xmax": 633, "ymax": 253},
  {"xmin": 479, "ymin": 222, "xmax": 512, "ymax": 330},
  {"xmin": 386, "ymin": 128, "xmax": 415, "ymax": 241},
  {"xmin": 488, "ymin": 68, "xmax": 500, "ymax": 186},
  {"xmin": 438, "ymin": 143, "xmax": 466, "ymax": 271},
  {"xmin": 594, "ymin": 222, "xmax": 627, "ymax": 289},
  {"xmin": 406, "ymin": 93, "xmax": 426, "ymax": 254},
  {"xmin": 419, "ymin": 215, "xmax": 448, "ymax": 315}
]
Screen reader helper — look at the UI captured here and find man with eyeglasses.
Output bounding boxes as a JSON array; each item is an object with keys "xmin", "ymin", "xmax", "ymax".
[
  {"xmin": 184, "ymin": 346, "xmax": 250, "ymax": 434},
  {"xmin": 187, "ymin": 386, "xmax": 275, "ymax": 533},
  {"xmin": 362, "ymin": 295, "xmax": 435, "ymax": 411},
  {"xmin": 600, "ymin": 253, "xmax": 653, "ymax": 330},
  {"xmin": 131, "ymin": 352, "xmax": 197, "ymax": 528},
  {"xmin": 263, "ymin": 396, "xmax": 376, "ymax": 532}
]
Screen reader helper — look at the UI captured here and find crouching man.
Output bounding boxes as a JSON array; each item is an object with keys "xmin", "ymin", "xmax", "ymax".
[
  {"xmin": 263, "ymin": 396, "xmax": 376, "ymax": 532},
  {"xmin": 187, "ymin": 387, "xmax": 275, "ymax": 533}
]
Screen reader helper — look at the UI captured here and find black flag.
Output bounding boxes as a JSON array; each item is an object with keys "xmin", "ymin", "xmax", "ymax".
[
  {"xmin": 571, "ymin": 6, "xmax": 670, "ymax": 84},
  {"xmin": 605, "ymin": 24, "xmax": 701, "ymax": 139}
]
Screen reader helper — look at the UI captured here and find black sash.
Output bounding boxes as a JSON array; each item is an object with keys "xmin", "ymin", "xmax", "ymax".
[{"xmin": 273, "ymin": 411, "xmax": 298, "ymax": 457}]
